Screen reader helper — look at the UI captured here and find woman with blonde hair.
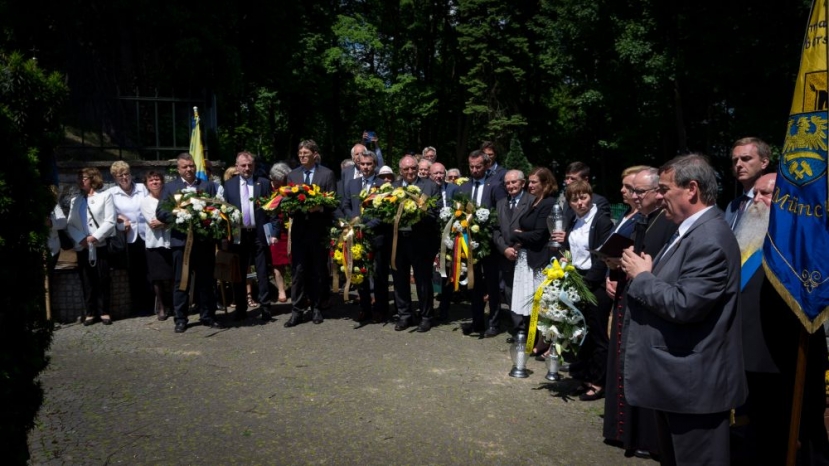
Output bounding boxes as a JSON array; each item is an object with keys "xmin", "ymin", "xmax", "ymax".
[{"xmin": 67, "ymin": 167, "xmax": 117, "ymax": 325}]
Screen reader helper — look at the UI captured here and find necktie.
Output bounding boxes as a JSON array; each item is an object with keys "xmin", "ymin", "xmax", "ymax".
[
  {"xmin": 243, "ymin": 180, "xmax": 252, "ymax": 227},
  {"xmin": 509, "ymin": 197, "xmax": 516, "ymax": 210},
  {"xmin": 362, "ymin": 177, "xmax": 369, "ymax": 193},
  {"xmin": 652, "ymin": 230, "xmax": 680, "ymax": 267},
  {"xmin": 442, "ymin": 187, "xmax": 447, "ymax": 207},
  {"xmin": 304, "ymin": 170, "xmax": 312, "ymax": 185},
  {"xmin": 472, "ymin": 181, "xmax": 481, "ymax": 206},
  {"xmin": 732, "ymin": 195, "xmax": 749, "ymax": 229}
]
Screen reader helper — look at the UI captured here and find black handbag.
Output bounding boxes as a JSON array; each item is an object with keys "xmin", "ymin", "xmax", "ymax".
[
  {"xmin": 58, "ymin": 230, "xmax": 75, "ymax": 250},
  {"xmin": 87, "ymin": 204, "xmax": 129, "ymax": 268}
]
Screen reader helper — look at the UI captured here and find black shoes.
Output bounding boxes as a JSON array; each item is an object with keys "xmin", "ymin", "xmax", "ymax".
[
  {"xmin": 312, "ymin": 310, "xmax": 324, "ymax": 324},
  {"xmin": 416, "ymin": 320, "xmax": 432, "ymax": 333},
  {"xmin": 284, "ymin": 313, "xmax": 302, "ymax": 328},
  {"xmin": 483, "ymin": 327, "xmax": 499, "ymax": 338},
  {"xmin": 174, "ymin": 322, "xmax": 187, "ymax": 333},
  {"xmin": 461, "ymin": 323, "xmax": 484, "ymax": 336},
  {"xmin": 202, "ymin": 320, "xmax": 225, "ymax": 329},
  {"xmin": 395, "ymin": 320, "xmax": 411, "ymax": 331},
  {"xmin": 260, "ymin": 309, "xmax": 271, "ymax": 322},
  {"xmin": 579, "ymin": 387, "xmax": 605, "ymax": 401}
]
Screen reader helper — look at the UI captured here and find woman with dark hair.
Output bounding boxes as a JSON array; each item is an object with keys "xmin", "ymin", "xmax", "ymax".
[
  {"xmin": 509, "ymin": 167, "xmax": 558, "ymax": 342},
  {"xmin": 67, "ymin": 167, "xmax": 117, "ymax": 325},
  {"xmin": 140, "ymin": 170, "xmax": 174, "ymax": 321},
  {"xmin": 268, "ymin": 162, "xmax": 292, "ymax": 303},
  {"xmin": 551, "ymin": 180, "xmax": 614, "ymax": 401}
]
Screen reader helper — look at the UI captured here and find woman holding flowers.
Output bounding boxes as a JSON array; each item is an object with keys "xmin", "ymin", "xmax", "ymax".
[
  {"xmin": 510, "ymin": 167, "xmax": 559, "ymax": 343},
  {"xmin": 550, "ymin": 180, "xmax": 613, "ymax": 401}
]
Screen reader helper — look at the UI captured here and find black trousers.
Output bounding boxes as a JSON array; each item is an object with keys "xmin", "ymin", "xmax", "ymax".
[
  {"xmin": 126, "ymin": 239, "xmax": 152, "ymax": 314},
  {"xmin": 392, "ymin": 233, "xmax": 434, "ymax": 324},
  {"xmin": 290, "ymin": 235, "xmax": 329, "ymax": 314},
  {"xmin": 171, "ymin": 241, "xmax": 217, "ymax": 324},
  {"xmin": 358, "ymin": 233, "xmax": 391, "ymax": 316},
  {"xmin": 655, "ymin": 410, "xmax": 730, "ymax": 466},
  {"xmin": 469, "ymin": 254, "xmax": 502, "ymax": 331},
  {"xmin": 232, "ymin": 229, "xmax": 271, "ymax": 311},
  {"xmin": 76, "ymin": 247, "xmax": 111, "ymax": 318}
]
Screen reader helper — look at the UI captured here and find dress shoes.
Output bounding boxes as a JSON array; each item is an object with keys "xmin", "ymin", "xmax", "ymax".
[
  {"xmin": 483, "ymin": 327, "xmax": 500, "ymax": 338},
  {"xmin": 505, "ymin": 336, "xmax": 516, "ymax": 344},
  {"xmin": 174, "ymin": 322, "xmax": 187, "ymax": 333},
  {"xmin": 260, "ymin": 309, "xmax": 272, "ymax": 322},
  {"xmin": 461, "ymin": 323, "xmax": 484, "ymax": 336},
  {"xmin": 372, "ymin": 311, "xmax": 387, "ymax": 324},
  {"xmin": 312, "ymin": 310, "xmax": 324, "ymax": 324},
  {"xmin": 202, "ymin": 320, "xmax": 226, "ymax": 329},
  {"xmin": 284, "ymin": 313, "xmax": 303, "ymax": 328},
  {"xmin": 395, "ymin": 320, "xmax": 411, "ymax": 331},
  {"xmin": 633, "ymin": 450, "xmax": 651, "ymax": 459},
  {"xmin": 578, "ymin": 387, "xmax": 605, "ymax": 401},
  {"xmin": 416, "ymin": 320, "xmax": 432, "ymax": 333}
]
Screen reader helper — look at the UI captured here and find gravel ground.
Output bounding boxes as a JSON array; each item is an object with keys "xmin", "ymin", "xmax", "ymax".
[{"xmin": 28, "ymin": 299, "xmax": 652, "ymax": 465}]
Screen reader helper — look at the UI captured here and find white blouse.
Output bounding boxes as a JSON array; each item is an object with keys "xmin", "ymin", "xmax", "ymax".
[
  {"xmin": 108, "ymin": 182, "xmax": 148, "ymax": 243},
  {"xmin": 569, "ymin": 204, "xmax": 598, "ymax": 271},
  {"xmin": 140, "ymin": 195, "xmax": 171, "ymax": 249}
]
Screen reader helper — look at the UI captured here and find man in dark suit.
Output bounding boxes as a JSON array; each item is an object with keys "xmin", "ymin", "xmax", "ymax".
[
  {"xmin": 284, "ymin": 140, "xmax": 337, "ymax": 327},
  {"xmin": 492, "ymin": 169, "xmax": 534, "ymax": 336},
  {"xmin": 344, "ymin": 150, "xmax": 392, "ymax": 324},
  {"xmin": 723, "ymin": 137, "xmax": 771, "ymax": 231},
  {"xmin": 458, "ymin": 150, "xmax": 502, "ymax": 337},
  {"xmin": 391, "ymin": 155, "xmax": 441, "ymax": 332},
  {"xmin": 480, "ymin": 141, "xmax": 508, "ymax": 203},
  {"xmin": 224, "ymin": 151, "xmax": 273, "ymax": 322},
  {"xmin": 156, "ymin": 153, "xmax": 223, "ymax": 333},
  {"xmin": 620, "ymin": 154, "xmax": 746, "ymax": 465},
  {"xmin": 562, "ymin": 161, "xmax": 610, "ymax": 227},
  {"xmin": 430, "ymin": 161, "xmax": 459, "ymax": 321}
]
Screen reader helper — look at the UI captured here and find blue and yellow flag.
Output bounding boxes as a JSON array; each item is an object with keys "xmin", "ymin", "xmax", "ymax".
[
  {"xmin": 763, "ymin": 0, "xmax": 829, "ymax": 334},
  {"xmin": 190, "ymin": 106, "xmax": 208, "ymax": 182}
]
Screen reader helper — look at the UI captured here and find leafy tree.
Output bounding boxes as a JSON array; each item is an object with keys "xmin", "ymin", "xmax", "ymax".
[
  {"xmin": 503, "ymin": 137, "xmax": 532, "ymax": 175},
  {"xmin": 0, "ymin": 51, "xmax": 66, "ymax": 464}
]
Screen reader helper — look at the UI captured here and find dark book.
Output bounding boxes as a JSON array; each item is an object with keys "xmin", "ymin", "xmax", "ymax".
[{"xmin": 589, "ymin": 232, "xmax": 634, "ymax": 260}]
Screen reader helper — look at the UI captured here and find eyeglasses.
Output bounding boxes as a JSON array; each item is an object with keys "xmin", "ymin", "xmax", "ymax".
[{"xmin": 631, "ymin": 186, "xmax": 658, "ymax": 196}]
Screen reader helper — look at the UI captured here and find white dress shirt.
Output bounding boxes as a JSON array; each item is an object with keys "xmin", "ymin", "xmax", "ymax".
[{"xmin": 569, "ymin": 204, "xmax": 598, "ymax": 271}]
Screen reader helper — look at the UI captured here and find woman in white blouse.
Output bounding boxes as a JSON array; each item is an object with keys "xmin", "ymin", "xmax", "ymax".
[
  {"xmin": 139, "ymin": 170, "xmax": 173, "ymax": 321},
  {"xmin": 108, "ymin": 161, "xmax": 150, "ymax": 315},
  {"xmin": 67, "ymin": 167, "xmax": 117, "ymax": 325}
]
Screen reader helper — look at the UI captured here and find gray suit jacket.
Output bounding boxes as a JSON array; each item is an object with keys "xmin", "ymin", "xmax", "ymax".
[
  {"xmin": 622, "ymin": 207, "xmax": 746, "ymax": 414},
  {"xmin": 492, "ymin": 191, "xmax": 535, "ymax": 257}
]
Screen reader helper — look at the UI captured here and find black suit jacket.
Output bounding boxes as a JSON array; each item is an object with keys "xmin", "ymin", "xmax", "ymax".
[
  {"xmin": 486, "ymin": 163, "xmax": 508, "ymax": 203},
  {"xmin": 510, "ymin": 197, "xmax": 556, "ymax": 270},
  {"xmin": 286, "ymin": 164, "xmax": 337, "ymax": 240},
  {"xmin": 438, "ymin": 182, "xmax": 460, "ymax": 209},
  {"xmin": 224, "ymin": 175, "xmax": 272, "ymax": 244},
  {"xmin": 458, "ymin": 178, "xmax": 496, "ymax": 209},
  {"xmin": 156, "ymin": 178, "xmax": 218, "ymax": 248}
]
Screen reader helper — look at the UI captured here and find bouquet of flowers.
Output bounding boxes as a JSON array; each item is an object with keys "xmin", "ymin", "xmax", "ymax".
[
  {"xmin": 528, "ymin": 253, "xmax": 595, "ymax": 356},
  {"xmin": 164, "ymin": 186, "xmax": 242, "ymax": 240},
  {"xmin": 262, "ymin": 182, "xmax": 339, "ymax": 215},
  {"xmin": 359, "ymin": 183, "xmax": 435, "ymax": 227},
  {"xmin": 437, "ymin": 195, "xmax": 496, "ymax": 290},
  {"xmin": 454, "ymin": 177, "xmax": 470, "ymax": 186},
  {"xmin": 329, "ymin": 218, "xmax": 373, "ymax": 300}
]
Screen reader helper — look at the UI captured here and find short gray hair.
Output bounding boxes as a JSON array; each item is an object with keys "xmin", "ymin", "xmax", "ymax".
[
  {"xmin": 506, "ymin": 169, "xmax": 525, "ymax": 181},
  {"xmin": 269, "ymin": 162, "xmax": 291, "ymax": 183},
  {"xmin": 659, "ymin": 154, "xmax": 718, "ymax": 205},
  {"xmin": 447, "ymin": 168, "xmax": 461, "ymax": 177}
]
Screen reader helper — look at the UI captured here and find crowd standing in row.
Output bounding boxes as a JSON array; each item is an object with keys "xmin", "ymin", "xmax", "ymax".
[{"xmin": 51, "ymin": 135, "xmax": 829, "ymax": 465}]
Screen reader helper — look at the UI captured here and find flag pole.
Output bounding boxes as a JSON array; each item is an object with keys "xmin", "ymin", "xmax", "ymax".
[{"xmin": 786, "ymin": 329, "xmax": 809, "ymax": 466}]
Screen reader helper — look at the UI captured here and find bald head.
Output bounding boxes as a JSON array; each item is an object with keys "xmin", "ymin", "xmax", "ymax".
[
  {"xmin": 399, "ymin": 155, "xmax": 418, "ymax": 183},
  {"xmin": 430, "ymin": 162, "xmax": 447, "ymax": 185},
  {"xmin": 753, "ymin": 173, "xmax": 776, "ymax": 207},
  {"xmin": 351, "ymin": 144, "xmax": 367, "ymax": 162}
]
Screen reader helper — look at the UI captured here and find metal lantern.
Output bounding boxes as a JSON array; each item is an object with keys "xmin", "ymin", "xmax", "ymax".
[
  {"xmin": 508, "ymin": 332, "xmax": 530, "ymax": 378},
  {"xmin": 545, "ymin": 352, "xmax": 562, "ymax": 381}
]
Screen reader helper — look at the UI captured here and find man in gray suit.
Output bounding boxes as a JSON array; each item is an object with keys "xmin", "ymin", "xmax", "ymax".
[
  {"xmin": 493, "ymin": 169, "xmax": 534, "ymax": 338},
  {"xmin": 620, "ymin": 154, "xmax": 746, "ymax": 465}
]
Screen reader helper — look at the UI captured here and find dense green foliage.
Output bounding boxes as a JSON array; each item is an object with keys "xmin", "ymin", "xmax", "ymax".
[
  {"xmin": 0, "ymin": 51, "xmax": 65, "ymax": 463},
  {"xmin": 1, "ymin": 0, "xmax": 813, "ymax": 200}
]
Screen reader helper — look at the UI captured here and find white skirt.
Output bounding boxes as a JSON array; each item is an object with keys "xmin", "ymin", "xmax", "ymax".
[{"xmin": 511, "ymin": 250, "xmax": 545, "ymax": 316}]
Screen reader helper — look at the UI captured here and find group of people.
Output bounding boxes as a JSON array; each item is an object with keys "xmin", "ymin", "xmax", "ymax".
[{"xmin": 52, "ymin": 134, "xmax": 829, "ymax": 465}]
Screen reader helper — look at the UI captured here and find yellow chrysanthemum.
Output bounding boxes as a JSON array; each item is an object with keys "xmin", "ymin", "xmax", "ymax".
[
  {"xmin": 372, "ymin": 196, "xmax": 383, "ymax": 207},
  {"xmin": 403, "ymin": 199, "xmax": 417, "ymax": 212},
  {"xmin": 333, "ymin": 250, "xmax": 344, "ymax": 263},
  {"xmin": 454, "ymin": 210, "xmax": 462, "ymax": 217},
  {"xmin": 291, "ymin": 186, "xmax": 299, "ymax": 193},
  {"xmin": 392, "ymin": 188, "xmax": 406, "ymax": 198},
  {"xmin": 460, "ymin": 220, "xmax": 468, "ymax": 228},
  {"xmin": 470, "ymin": 224, "xmax": 480, "ymax": 233},
  {"xmin": 352, "ymin": 274, "xmax": 364, "ymax": 285},
  {"xmin": 388, "ymin": 195, "xmax": 397, "ymax": 203}
]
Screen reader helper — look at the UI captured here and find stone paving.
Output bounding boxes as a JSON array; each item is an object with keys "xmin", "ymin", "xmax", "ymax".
[{"xmin": 28, "ymin": 300, "xmax": 652, "ymax": 465}]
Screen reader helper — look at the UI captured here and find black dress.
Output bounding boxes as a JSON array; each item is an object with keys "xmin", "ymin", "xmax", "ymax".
[{"xmin": 603, "ymin": 208, "xmax": 677, "ymax": 455}]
